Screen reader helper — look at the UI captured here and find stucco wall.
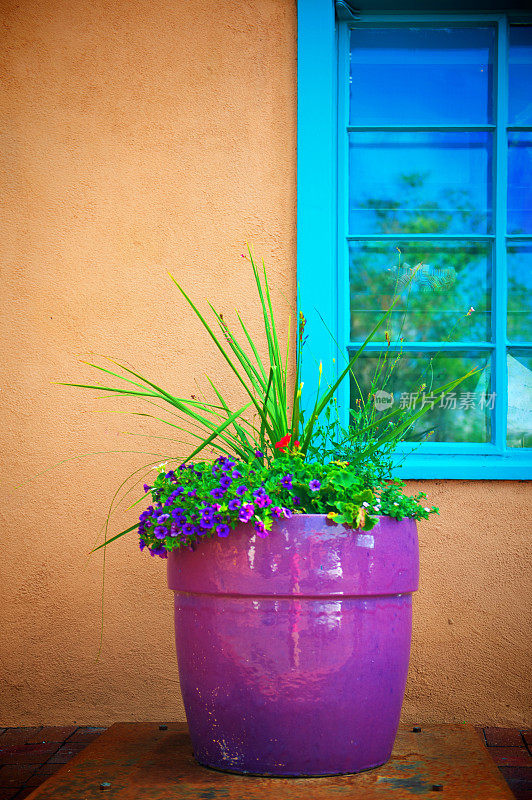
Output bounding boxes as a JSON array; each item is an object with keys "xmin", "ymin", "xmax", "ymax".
[{"xmin": 1, "ymin": 0, "xmax": 530, "ymax": 726}]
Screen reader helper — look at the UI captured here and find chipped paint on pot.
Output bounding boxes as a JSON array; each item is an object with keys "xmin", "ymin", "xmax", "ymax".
[{"xmin": 167, "ymin": 514, "xmax": 419, "ymax": 776}]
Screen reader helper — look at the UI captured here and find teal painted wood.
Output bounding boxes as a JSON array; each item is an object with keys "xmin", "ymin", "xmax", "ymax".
[
  {"xmin": 336, "ymin": 20, "xmax": 351, "ymax": 427},
  {"xmin": 297, "ymin": 4, "xmax": 532, "ymax": 479},
  {"xmin": 494, "ymin": 16, "xmax": 509, "ymax": 453},
  {"xmin": 297, "ymin": 0, "xmax": 339, "ymax": 415}
]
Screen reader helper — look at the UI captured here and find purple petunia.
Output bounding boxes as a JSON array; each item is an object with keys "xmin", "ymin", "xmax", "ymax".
[
  {"xmin": 216, "ymin": 524, "xmax": 230, "ymax": 538},
  {"xmin": 228, "ymin": 498, "xmax": 241, "ymax": 511},
  {"xmin": 271, "ymin": 506, "xmax": 283, "ymax": 518},
  {"xmin": 293, "ymin": 496, "xmax": 301, "ymax": 506},
  {"xmin": 143, "ymin": 484, "xmax": 152, "ymax": 493},
  {"xmin": 210, "ymin": 487, "xmax": 225, "ymax": 499},
  {"xmin": 139, "ymin": 538, "xmax": 146, "ymax": 551},
  {"xmin": 282, "ymin": 508, "xmax": 292, "ymax": 519},
  {"xmin": 187, "ymin": 489, "xmax": 197, "ymax": 497},
  {"xmin": 236, "ymin": 485, "xmax": 248, "ymax": 496},
  {"xmin": 254, "ymin": 520, "xmax": 268, "ymax": 538},
  {"xmin": 154, "ymin": 526, "xmax": 167, "ymax": 539},
  {"xmin": 232, "ymin": 470, "xmax": 242, "ymax": 479},
  {"xmin": 182, "ymin": 523, "xmax": 196, "ymax": 536},
  {"xmin": 170, "ymin": 523, "xmax": 179, "ymax": 536},
  {"xmin": 280, "ymin": 474, "xmax": 293, "ymax": 489},
  {"xmin": 255, "ymin": 494, "xmax": 272, "ymax": 509},
  {"xmin": 219, "ymin": 474, "xmax": 232, "ymax": 489},
  {"xmin": 156, "ymin": 513, "xmax": 170, "ymax": 523},
  {"xmin": 309, "ymin": 480, "xmax": 321, "ymax": 492},
  {"xmin": 165, "ymin": 488, "xmax": 184, "ymax": 505},
  {"xmin": 238, "ymin": 503, "xmax": 254, "ymax": 523},
  {"xmin": 254, "ymin": 450, "xmax": 264, "ymax": 459},
  {"xmin": 139, "ymin": 510, "xmax": 151, "ymax": 522}
]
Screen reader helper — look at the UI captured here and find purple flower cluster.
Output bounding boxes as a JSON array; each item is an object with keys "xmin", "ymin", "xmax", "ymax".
[{"xmin": 138, "ymin": 455, "xmax": 300, "ymax": 557}]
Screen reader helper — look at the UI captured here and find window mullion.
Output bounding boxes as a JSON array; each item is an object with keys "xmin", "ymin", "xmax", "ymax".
[{"xmin": 494, "ymin": 16, "xmax": 509, "ymax": 452}]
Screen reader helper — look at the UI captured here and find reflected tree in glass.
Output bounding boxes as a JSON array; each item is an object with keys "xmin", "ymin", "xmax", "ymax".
[{"xmin": 349, "ymin": 173, "xmax": 491, "ymax": 343}]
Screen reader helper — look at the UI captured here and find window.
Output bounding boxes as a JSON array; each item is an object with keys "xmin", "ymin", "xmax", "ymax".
[{"xmin": 298, "ymin": 1, "xmax": 532, "ymax": 478}]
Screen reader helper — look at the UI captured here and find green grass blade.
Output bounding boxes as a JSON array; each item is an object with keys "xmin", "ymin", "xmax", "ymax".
[
  {"xmin": 236, "ymin": 312, "xmax": 268, "ymax": 381},
  {"xmin": 168, "ymin": 274, "xmax": 276, "ymax": 441},
  {"xmin": 91, "ymin": 523, "xmax": 139, "ymax": 552},
  {"xmin": 183, "ymin": 402, "xmax": 253, "ymax": 462},
  {"xmin": 209, "ymin": 305, "xmax": 267, "ymax": 392}
]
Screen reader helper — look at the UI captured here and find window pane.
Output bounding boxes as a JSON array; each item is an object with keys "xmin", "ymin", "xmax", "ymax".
[
  {"xmin": 508, "ymin": 132, "xmax": 532, "ymax": 234},
  {"xmin": 507, "ymin": 350, "xmax": 532, "ymax": 447},
  {"xmin": 507, "ymin": 243, "xmax": 532, "ymax": 342},
  {"xmin": 348, "ymin": 132, "xmax": 492, "ymax": 234},
  {"xmin": 509, "ymin": 26, "xmax": 532, "ymax": 125},
  {"xmin": 349, "ymin": 350, "xmax": 492, "ymax": 443},
  {"xmin": 349, "ymin": 26, "xmax": 495, "ymax": 125},
  {"xmin": 349, "ymin": 240, "xmax": 491, "ymax": 342}
]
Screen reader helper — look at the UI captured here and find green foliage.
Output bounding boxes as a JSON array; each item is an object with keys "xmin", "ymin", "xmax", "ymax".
[
  {"xmin": 57, "ymin": 247, "xmax": 475, "ymax": 554},
  {"xmin": 124, "ymin": 454, "xmax": 436, "ymax": 556}
]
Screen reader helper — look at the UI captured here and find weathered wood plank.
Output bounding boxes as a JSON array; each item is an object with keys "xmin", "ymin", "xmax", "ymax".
[{"xmin": 24, "ymin": 723, "xmax": 515, "ymax": 799}]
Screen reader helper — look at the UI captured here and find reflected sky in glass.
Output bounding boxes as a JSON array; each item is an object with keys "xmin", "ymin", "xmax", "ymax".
[
  {"xmin": 349, "ymin": 27, "xmax": 495, "ymax": 125},
  {"xmin": 507, "ymin": 243, "xmax": 532, "ymax": 342},
  {"xmin": 509, "ymin": 26, "xmax": 532, "ymax": 125},
  {"xmin": 349, "ymin": 132, "xmax": 492, "ymax": 234},
  {"xmin": 349, "ymin": 240, "xmax": 491, "ymax": 342},
  {"xmin": 507, "ymin": 350, "xmax": 532, "ymax": 448},
  {"xmin": 349, "ymin": 350, "xmax": 491, "ymax": 443},
  {"xmin": 508, "ymin": 132, "xmax": 532, "ymax": 234}
]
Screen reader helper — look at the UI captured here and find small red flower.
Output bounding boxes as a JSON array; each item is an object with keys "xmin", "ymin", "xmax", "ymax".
[
  {"xmin": 275, "ymin": 434, "xmax": 291, "ymax": 452},
  {"xmin": 275, "ymin": 434, "xmax": 300, "ymax": 452}
]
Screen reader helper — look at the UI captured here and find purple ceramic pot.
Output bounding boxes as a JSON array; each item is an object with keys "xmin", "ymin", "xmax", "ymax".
[{"xmin": 167, "ymin": 514, "xmax": 419, "ymax": 776}]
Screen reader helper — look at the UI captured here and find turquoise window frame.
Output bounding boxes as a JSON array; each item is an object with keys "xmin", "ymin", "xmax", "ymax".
[{"xmin": 297, "ymin": 0, "xmax": 532, "ymax": 479}]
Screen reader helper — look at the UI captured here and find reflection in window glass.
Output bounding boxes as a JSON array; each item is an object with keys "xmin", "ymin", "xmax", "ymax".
[
  {"xmin": 349, "ymin": 26, "xmax": 495, "ymax": 125},
  {"xmin": 349, "ymin": 351, "xmax": 491, "ymax": 443},
  {"xmin": 349, "ymin": 241, "xmax": 491, "ymax": 342},
  {"xmin": 348, "ymin": 132, "xmax": 492, "ymax": 234},
  {"xmin": 507, "ymin": 243, "xmax": 532, "ymax": 342},
  {"xmin": 507, "ymin": 351, "xmax": 532, "ymax": 448},
  {"xmin": 508, "ymin": 132, "xmax": 532, "ymax": 234},
  {"xmin": 509, "ymin": 26, "xmax": 532, "ymax": 125}
]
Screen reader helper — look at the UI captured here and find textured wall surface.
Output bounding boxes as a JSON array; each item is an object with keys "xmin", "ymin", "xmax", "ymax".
[{"xmin": 1, "ymin": 0, "xmax": 530, "ymax": 726}]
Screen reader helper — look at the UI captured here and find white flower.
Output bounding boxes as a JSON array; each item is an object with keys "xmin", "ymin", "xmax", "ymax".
[
  {"xmin": 362, "ymin": 502, "xmax": 369, "ymax": 507},
  {"xmin": 424, "ymin": 507, "xmax": 430, "ymax": 512},
  {"xmin": 393, "ymin": 502, "xmax": 399, "ymax": 506}
]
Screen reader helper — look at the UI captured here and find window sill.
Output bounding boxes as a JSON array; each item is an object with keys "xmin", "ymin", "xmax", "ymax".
[{"xmin": 397, "ymin": 451, "xmax": 532, "ymax": 479}]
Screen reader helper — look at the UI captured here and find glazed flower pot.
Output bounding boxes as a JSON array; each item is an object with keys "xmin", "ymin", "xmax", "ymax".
[{"xmin": 167, "ymin": 514, "xmax": 419, "ymax": 777}]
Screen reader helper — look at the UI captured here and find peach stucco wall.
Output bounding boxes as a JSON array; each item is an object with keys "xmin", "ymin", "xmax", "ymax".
[{"xmin": 1, "ymin": 0, "xmax": 530, "ymax": 726}]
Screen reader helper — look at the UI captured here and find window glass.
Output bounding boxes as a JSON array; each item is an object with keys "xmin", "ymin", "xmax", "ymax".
[
  {"xmin": 507, "ymin": 243, "xmax": 532, "ymax": 342},
  {"xmin": 349, "ymin": 240, "xmax": 491, "ymax": 342},
  {"xmin": 507, "ymin": 131, "xmax": 532, "ymax": 234},
  {"xmin": 509, "ymin": 26, "xmax": 532, "ymax": 125},
  {"xmin": 507, "ymin": 350, "xmax": 532, "ymax": 447},
  {"xmin": 345, "ymin": 18, "xmax": 531, "ymax": 457},
  {"xmin": 349, "ymin": 27, "xmax": 495, "ymax": 125},
  {"xmin": 348, "ymin": 132, "xmax": 493, "ymax": 234},
  {"xmin": 349, "ymin": 350, "xmax": 492, "ymax": 443}
]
